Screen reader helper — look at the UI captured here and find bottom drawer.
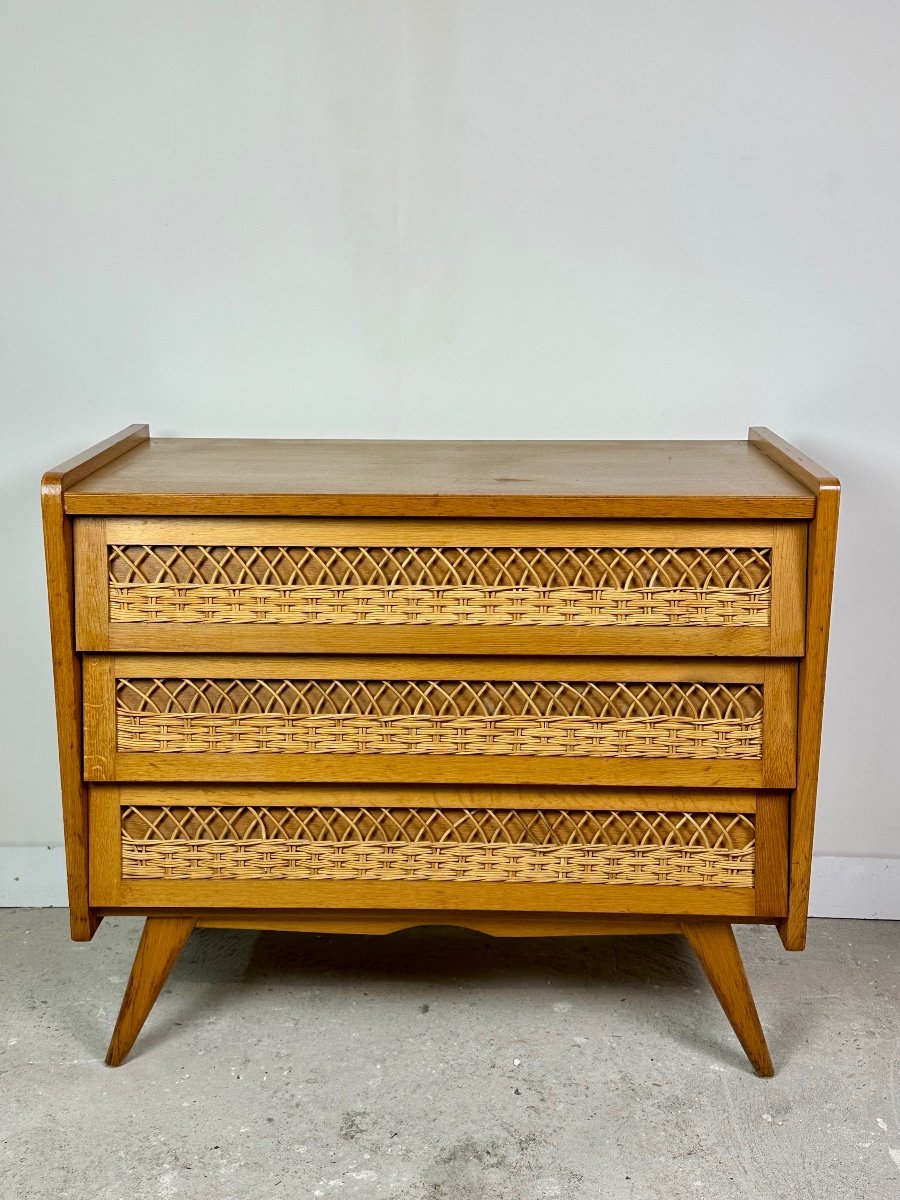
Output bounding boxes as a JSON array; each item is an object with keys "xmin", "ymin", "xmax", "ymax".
[{"xmin": 89, "ymin": 784, "xmax": 788, "ymax": 918}]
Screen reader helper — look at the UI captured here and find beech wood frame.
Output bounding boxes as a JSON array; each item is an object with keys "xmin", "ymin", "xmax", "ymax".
[{"xmin": 42, "ymin": 426, "xmax": 838, "ymax": 1070}]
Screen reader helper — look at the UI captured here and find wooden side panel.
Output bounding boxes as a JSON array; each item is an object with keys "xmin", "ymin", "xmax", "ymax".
[
  {"xmin": 785, "ymin": 488, "xmax": 840, "ymax": 947},
  {"xmin": 41, "ymin": 481, "xmax": 92, "ymax": 939},
  {"xmin": 41, "ymin": 425, "xmax": 149, "ymax": 940},
  {"xmin": 750, "ymin": 428, "xmax": 840, "ymax": 949}
]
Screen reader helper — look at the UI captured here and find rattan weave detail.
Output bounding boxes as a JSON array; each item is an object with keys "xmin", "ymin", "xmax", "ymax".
[
  {"xmin": 108, "ymin": 544, "xmax": 771, "ymax": 627},
  {"xmin": 120, "ymin": 806, "xmax": 756, "ymax": 886},
  {"xmin": 120, "ymin": 805, "xmax": 755, "ymax": 845},
  {"xmin": 115, "ymin": 679, "xmax": 764, "ymax": 759}
]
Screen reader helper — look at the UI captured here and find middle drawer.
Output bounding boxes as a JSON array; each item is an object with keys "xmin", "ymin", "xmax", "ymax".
[{"xmin": 83, "ymin": 655, "xmax": 796, "ymax": 788}]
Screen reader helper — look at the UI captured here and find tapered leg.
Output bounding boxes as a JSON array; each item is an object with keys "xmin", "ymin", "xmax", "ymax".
[
  {"xmin": 681, "ymin": 921, "xmax": 774, "ymax": 1077},
  {"xmin": 106, "ymin": 916, "xmax": 196, "ymax": 1067}
]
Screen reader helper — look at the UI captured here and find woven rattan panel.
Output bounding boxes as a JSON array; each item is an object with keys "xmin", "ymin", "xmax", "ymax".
[
  {"xmin": 107, "ymin": 544, "xmax": 771, "ymax": 627},
  {"xmin": 120, "ymin": 805, "xmax": 756, "ymax": 886},
  {"xmin": 115, "ymin": 678, "xmax": 764, "ymax": 759}
]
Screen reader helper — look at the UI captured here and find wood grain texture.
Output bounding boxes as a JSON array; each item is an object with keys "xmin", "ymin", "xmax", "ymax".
[
  {"xmin": 760, "ymin": 662, "xmax": 798, "ymax": 789},
  {"xmin": 98, "ymin": 781, "xmax": 761, "ymax": 814},
  {"xmin": 63, "ymin": 438, "xmax": 816, "ymax": 517},
  {"xmin": 42, "ymin": 425, "xmax": 149, "ymax": 940},
  {"xmin": 105, "ymin": 915, "xmax": 196, "ymax": 1066},
  {"xmin": 98, "ymin": 906, "xmax": 780, "ymax": 930},
  {"xmin": 753, "ymin": 793, "xmax": 789, "ymax": 918},
  {"xmin": 750, "ymin": 428, "xmax": 840, "ymax": 950},
  {"xmin": 100, "ymin": 753, "xmax": 773, "ymax": 789},
  {"xmin": 45, "ymin": 425, "xmax": 150, "ymax": 490},
  {"xmin": 103, "ymin": 516, "xmax": 782, "ymax": 547},
  {"xmin": 96, "ymin": 651, "xmax": 784, "ymax": 681},
  {"xmin": 682, "ymin": 921, "xmax": 774, "ymax": 1076},
  {"xmin": 749, "ymin": 427, "xmax": 840, "ymax": 495},
  {"xmin": 89, "ymin": 783, "xmax": 122, "ymax": 903},
  {"xmin": 82, "ymin": 655, "xmax": 116, "ymax": 781},
  {"xmin": 89, "ymin": 783, "xmax": 123, "ymax": 901},
  {"xmin": 96, "ymin": 624, "xmax": 784, "ymax": 657},
  {"xmin": 94, "ymin": 876, "xmax": 758, "ymax": 915},
  {"xmin": 767, "ymin": 521, "xmax": 807, "ymax": 657},
  {"xmin": 74, "ymin": 517, "xmax": 111, "ymax": 650},
  {"xmin": 193, "ymin": 911, "xmax": 685, "ymax": 937}
]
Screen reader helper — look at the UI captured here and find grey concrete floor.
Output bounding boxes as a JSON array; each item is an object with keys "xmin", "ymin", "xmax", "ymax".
[{"xmin": 1, "ymin": 912, "xmax": 898, "ymax": 1199}]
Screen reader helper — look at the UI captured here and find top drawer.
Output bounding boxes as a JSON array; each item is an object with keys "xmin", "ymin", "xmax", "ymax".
[{"xmin": 74, "ymin": 517, "xmax": 806, "ymax": 656}]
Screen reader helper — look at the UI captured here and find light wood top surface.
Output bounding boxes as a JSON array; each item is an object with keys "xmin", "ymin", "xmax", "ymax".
[{"xmin": 63, "ymin": 436, "xmax": 815, "ymax": 517}]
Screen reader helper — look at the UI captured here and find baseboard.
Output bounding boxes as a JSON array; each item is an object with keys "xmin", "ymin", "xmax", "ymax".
[
  {"xmin": 808, "ymin": 855, "xmax": 900, "ymax": 919},
  {"xmin": 1, "ymin": 847, "xmax": 898, "ymax": 918},
  {"xmin": 0, "ymin": 847, "xmax": 69, "ymax": 907}
]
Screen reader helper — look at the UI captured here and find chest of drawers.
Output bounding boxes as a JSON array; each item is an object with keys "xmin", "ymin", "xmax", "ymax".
[{"xmin": 42, "ymin": 428, "xmax": 839, "ymax": 1072}]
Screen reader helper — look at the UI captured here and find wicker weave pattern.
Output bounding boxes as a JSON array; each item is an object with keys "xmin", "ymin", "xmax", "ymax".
[
  {"xmin": 121, "ymin": 805, "xmax": 755, "ymax": 845},
  {"xmin": 115, "ymin": 678, "xmax": 764, "ymax": 759},
  {"xmin": 108, "ymin": 544, "xmax": 771, "ymax": 627},
  {"xmin": 120, "ymin": 806, "xmax": 755, "ymax": 886}
]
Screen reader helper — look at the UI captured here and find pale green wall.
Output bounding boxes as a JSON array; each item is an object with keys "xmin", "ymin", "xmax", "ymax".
[{"xmin": 1, "ymin": 2, "xmax": 897, "ymax": 859}]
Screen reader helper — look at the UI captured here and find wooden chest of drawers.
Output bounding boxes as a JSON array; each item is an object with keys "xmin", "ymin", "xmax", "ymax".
[{"xmin": 42, "ymin": 428, "xmax": 839, "ymax": 1072}]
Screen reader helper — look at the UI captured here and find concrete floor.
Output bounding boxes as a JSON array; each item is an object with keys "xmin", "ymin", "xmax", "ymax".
[{"xmin": 1, "ymin": 912, "xmax": 898, "ymax": 1199}]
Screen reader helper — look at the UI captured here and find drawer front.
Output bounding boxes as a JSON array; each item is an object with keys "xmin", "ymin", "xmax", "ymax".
[
  {"xmin": 75, "ymin": 517, "xmax": 806, "ymax": 656},
  {"xmin": 88, "ymin": 783, "xmax": 788, "ymax": 917},
  {"xmin": 83, "ymin": 655, "xmax": 796, "ymax": 788}
]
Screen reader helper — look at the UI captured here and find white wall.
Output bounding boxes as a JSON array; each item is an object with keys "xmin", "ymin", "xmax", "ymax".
[{"xmin": 2, "ymin": 3, "xmax": 898, "ymax": 905}]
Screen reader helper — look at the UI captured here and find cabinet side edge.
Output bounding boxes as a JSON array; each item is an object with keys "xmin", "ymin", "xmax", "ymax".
[{"xmin": 40, "ymin": 426, "xmax": 149, "ymax": 940}]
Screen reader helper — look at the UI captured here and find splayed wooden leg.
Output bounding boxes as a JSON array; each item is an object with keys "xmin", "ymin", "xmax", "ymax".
[
  {"xmin": 682, "ymin": 921, "xmax": 774, "ymax": 1077},
  {"xmin": 106, "ymin": 916, "xmax": 196, "ymax": 1067}
]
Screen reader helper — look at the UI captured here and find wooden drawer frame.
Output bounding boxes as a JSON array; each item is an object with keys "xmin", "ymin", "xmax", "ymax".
[
  {"xmin": 83, "ymin": 654, "xmax": 797, "ymax": 789},
  {"xmin": 89, "ymin": 783, "xmax": 788, "ymax": 918},
  {"xmin": 74, "ymin": 517, "xmax": 806, "ymax": 657}
]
